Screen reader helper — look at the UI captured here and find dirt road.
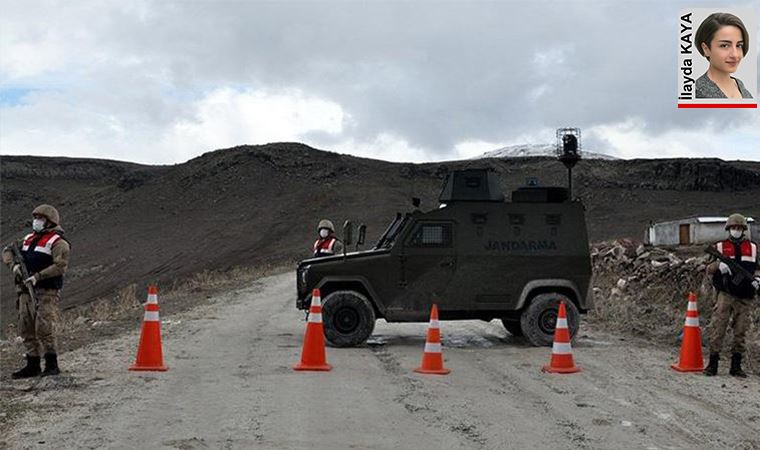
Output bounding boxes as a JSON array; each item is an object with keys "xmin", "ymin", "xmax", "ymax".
[{"xmin": 2, "ymin": 272, "xmax": 759, "ymax": 449}]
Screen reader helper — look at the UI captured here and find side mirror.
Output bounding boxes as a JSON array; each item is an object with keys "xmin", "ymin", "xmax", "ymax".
[
  {"xmin": 343, "ymin": 220, "xmax": 353, "ymax": 248},
  {"xmin": 357, "ymin": 224, "xmax": 367, "ymax": 247}
]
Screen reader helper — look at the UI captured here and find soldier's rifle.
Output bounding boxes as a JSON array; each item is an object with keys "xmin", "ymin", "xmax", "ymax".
[
  {"xmin": 9, "ymin": 242, "xmax": 38, "ymax": 307},
  {"xmin": 704, "ymin": 245, "xmax": 759, "ymax": 294}
]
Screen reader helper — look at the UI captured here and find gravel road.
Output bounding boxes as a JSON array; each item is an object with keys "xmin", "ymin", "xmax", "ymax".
[{"xmin": 2, "ymin": 272, "xmax": 759, "ymax": 450}]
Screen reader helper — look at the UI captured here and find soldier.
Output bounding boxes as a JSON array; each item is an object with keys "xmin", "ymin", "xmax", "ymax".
[
  {"xmin": 703, "ymin": 213, "xmax": 759, "ymax": 378},
  {"xmin": 2, "ymin": 205, "xmax": 71, "ymax": 378},
  {"xmin": 313, "ymin": 219, "xmax": 343, "ymax": 258}
]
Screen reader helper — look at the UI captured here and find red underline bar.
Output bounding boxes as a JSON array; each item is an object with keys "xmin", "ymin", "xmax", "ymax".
[{"xmin": 678, "ymin": 103, "xmax": 758, "ymax": 109}]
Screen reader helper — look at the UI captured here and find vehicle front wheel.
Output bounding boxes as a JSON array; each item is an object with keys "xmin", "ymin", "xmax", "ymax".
[
  {"xmin": 520, "ymin": 293, "xmax": 580, "ymax": 347},
  {"xmin": 322, "ymin": 290, "xmax": 376, "ymax": 347}
]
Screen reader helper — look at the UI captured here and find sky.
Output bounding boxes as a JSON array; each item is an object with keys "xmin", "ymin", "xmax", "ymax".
[{"xmin": 1, "ymin": 0, "xmax": 759, "ymax": 165}]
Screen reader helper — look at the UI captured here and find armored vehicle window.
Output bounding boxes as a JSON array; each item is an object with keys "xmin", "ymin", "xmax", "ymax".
[{"xmin": 408, "ymin": 223, "xmax": 453, "ymax": 248}]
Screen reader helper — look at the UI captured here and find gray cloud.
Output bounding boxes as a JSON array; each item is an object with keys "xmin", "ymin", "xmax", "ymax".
[{"xmin": 1, "ymin": 0, "xmax": 759, "ymax": 162}]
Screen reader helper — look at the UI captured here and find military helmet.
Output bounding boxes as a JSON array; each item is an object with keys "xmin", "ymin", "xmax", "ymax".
[
  {"xmin": 32, "ymin": 204, "xmax": 60, "ymax": 225},
  {"xmin": 725, "ymin": 213, "xmax": 748, "ymax": 230},
  {"xmin": 317, "ymin": 219, "xmax": 335, "ymax": 233}
]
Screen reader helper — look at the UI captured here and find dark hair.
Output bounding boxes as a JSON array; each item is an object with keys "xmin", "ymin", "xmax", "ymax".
[{"xmin": 695, "ymin": 12, "xmax": 750, "ymax": 59}]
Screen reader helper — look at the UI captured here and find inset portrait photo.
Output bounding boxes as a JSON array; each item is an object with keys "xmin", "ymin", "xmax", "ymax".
[{"xmin": 678, "ymin": 8, "xmax": 757, "ymax": 108}]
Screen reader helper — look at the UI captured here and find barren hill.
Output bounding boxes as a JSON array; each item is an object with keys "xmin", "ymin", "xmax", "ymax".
[{"xmin": 2, "ymin": 143, "xmax": 760, "ymax": 329}]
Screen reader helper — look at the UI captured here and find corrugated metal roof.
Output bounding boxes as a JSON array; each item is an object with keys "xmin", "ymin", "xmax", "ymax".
[
  {"xmin": 651, "ymin": 216, "xmax": 756, "ymax": 226},
  {"xmin": 696, "ymin": 217, "xmax": 727, "ymax": 223},
  {"xmin": 696, "ymin": 217, "xmax": 755, "ymax": 224}
]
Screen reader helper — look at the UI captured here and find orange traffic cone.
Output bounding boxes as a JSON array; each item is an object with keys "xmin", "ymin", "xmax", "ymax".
[
  {"xmin": 294, "ymin": 289, "xmax": 332, "ymax": 371},
  {"xmin": 542, "ymin": 301, "xmax": 581, "ymax": 374},
  {"xmin": 671, "ymin": 292, "xmax": 704, "ymax": 372},
  {"xmin": 414, "ymin": 304, "xmax": 450, "ymax": 375},
  {"xmin": 129, "ymin": 285, "xmax": 168, "ymax": 371}
]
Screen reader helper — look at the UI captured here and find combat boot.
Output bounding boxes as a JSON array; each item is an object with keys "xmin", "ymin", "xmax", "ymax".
[
  {"xmin": 703, "ymin": 352, "xmax": 719, "ymax": 376},
  {"xmin": 11, "ymin": 355, "xmax": 41, "ymax": 379},
  {"xmin": 729, "ymin": 353, "xmax": 747, "ymax": 378},
  {"xmin": 41, "ymin": 353, "xmax": 60, "ymax": 377}
]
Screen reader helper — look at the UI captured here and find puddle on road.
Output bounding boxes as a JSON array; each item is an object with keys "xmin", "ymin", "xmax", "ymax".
[
  {"xmin": 365, "ymin": 337, "xmax": 386, "ymax": 347},
  {"xmin": 368, "ymin": 332, "xmax": 514, "ymax": 349}
]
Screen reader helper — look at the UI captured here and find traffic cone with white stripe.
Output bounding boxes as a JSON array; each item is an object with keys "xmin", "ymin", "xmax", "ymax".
[
  {"xmin": 542, "ymin": 301, "xmax": 580, "ymax": 374},
  {"xmin": 414, "ymin": 304, "xmax": 450, "ymax": 375},
  {"xmin": 294, "ymin": 289, "xmax": 332, "ymax": 371},
  {"xmin": 671, "ymin": 292, "xmax": 704, "ymax": 372},
  {"xmin": 129, "ymin": 285, "xmax": 168, "ymax": 371}
]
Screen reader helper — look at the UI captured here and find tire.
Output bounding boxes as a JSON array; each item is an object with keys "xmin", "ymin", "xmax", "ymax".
[
  {"xmin": 520, "ymin": 293, "xmax": 580, "ymax": 347},
  {"xmin": 500, "ymin": 319, "xmax": 524, "ymax": 337},
  {"xmin": 322, "ymin": 290, "xmax": 376, "ymax": 347}
]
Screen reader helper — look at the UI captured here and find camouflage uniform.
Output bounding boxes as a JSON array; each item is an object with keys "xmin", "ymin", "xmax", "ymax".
[
  {"xmin": 708, "ymin": 291, "xmax": 751, "ymax": 354},
  {"xmin": 703, "ymin": 213, "xmax": 758, "ymax": 377},
  {"xmin": 3, "ymin": 204, "xmax": 70, "ymax": 378},
  {"xmin": 16, "ymin": 290, "xmax": 64, "ymax": 356}
]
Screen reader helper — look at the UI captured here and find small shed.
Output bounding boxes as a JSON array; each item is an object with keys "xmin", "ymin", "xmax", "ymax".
[{"xmin": 645, "ymin": 216, "xmax": 757, "ymax": 246}]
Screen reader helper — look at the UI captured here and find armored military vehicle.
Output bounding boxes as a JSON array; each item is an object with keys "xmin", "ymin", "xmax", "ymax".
[{"xmin": 296, "ymin": 168, "xmax": 593, "ymax": 347}]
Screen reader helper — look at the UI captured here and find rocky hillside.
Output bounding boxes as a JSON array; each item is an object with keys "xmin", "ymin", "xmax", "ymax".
[{"xmin": 2, "ymin": 143, "xmax": 759, "ymax": 329}]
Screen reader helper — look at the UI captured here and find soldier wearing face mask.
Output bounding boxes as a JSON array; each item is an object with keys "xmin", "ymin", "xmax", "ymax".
[
  {"xmin": 703, "ymin": 213, "xmax": 759, "ymax": 378},
  {"xmin": 313, "ymin": 219, "xmax": 343, "ymax": 258},
  {"xmin": 2, "ymin": 204, "xmax": 71, "ymax": 378}
]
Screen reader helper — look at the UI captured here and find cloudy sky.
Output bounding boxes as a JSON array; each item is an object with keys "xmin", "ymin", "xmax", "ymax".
[{"xmin": 1, "ymin": 0, "xmax": 759, "ymax": 164}]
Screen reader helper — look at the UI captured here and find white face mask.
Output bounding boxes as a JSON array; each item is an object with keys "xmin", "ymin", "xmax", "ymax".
[
  {"xmin": 319, "ymin": 229, "xmax": 330, "ymax": 238},
  {"xmin": 32, "ymin": 218, "xmax": 46, "ymax": 232},
  {"xmin": 729, "ymin": 229, "xmax": 744, "ymax": 239}
]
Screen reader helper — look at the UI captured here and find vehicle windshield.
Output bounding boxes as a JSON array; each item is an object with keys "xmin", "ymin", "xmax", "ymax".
[{"xmin": 374, "ymin": 214, "xmax": 409, "ymax": 249}]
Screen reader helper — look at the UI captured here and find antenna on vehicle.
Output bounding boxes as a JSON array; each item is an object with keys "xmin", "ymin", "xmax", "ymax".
[{"xmin": 556, "ymin": 128, "xmax": 581, "ymax": 200}]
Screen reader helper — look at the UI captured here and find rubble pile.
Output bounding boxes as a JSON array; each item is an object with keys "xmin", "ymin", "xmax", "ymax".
[
  {"xmin": 592, "ymin": 240, "xmax": 710, "ymax": 302},
  {"xmin": 589, "ymin": 240, "xmax": 759, "ymax": 368}
]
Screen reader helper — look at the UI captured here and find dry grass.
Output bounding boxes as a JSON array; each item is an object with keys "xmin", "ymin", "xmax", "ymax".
[
  {"xmin": 178, "ymin": 262, "xmax": 284, "ymax": 292},
  {"xmin": 2, "ymin": 260, "xmax": 295, "ymax": 352},
  {"xmin": 58, "ymin": 284, "xmax": 141, "ymax": 333}
]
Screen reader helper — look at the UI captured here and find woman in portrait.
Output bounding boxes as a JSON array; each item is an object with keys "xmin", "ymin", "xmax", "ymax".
[{"xmin": 695, "ymin": 12, "xmax": 753, "ymax": 99}]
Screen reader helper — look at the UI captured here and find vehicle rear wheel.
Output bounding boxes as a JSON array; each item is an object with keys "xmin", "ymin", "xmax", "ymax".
[
  {"xmin": 520, "ymin": 293, "xmax": 579, "ymax": 347},
  {"xmin": 322, "ymin": 290, "xmax": 376, "ymax": 347},
  {"xmin": 500, "ymin": 319, "xmax": 524, "ymax": 337}
]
